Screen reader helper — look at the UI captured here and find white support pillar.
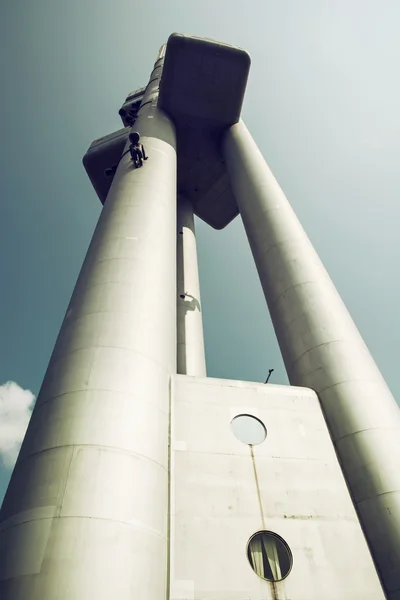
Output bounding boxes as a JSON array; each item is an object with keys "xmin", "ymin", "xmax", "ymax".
[
  {"xmin": 0, "ymin": 73, "xmax": 176, "ymax": 600},
  {"xmin": 177, "ymin": 197, "xmax": 206, "ymax": 377},
  {"xmin": 223, "ymin": 119, "xmax": 400, "ymax": 600}
]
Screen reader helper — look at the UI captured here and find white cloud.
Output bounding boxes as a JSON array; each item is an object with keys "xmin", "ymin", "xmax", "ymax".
[{"xmin": 0, "ymin": 381, "xmax": 35, "ymax": 469}]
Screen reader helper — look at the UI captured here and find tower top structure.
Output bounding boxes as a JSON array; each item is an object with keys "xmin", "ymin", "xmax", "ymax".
[
  {"xmin": 2, "ymin": 32, "xmax": 398, "ymax": 600},
  {"xmin": 84, "ymin": 33, "xmax": 251, "ymax": 229}
]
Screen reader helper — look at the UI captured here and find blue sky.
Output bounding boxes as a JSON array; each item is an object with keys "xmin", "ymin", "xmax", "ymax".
[{"xmin": 1, "ymin": 0, "xmax": 399, "ymax": 502}]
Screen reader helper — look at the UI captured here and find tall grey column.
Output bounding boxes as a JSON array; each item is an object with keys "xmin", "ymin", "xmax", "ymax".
[
  {"xmin": 0, "ymin": 59, "xmax": 176, "ymax": 600},
  {"xmin": 223, "ymin": 119, "xmax": 400, "ymax": 600},
  {"xmin": 177, "ymin": 197, "xmax": 206, "ymax": 377}
]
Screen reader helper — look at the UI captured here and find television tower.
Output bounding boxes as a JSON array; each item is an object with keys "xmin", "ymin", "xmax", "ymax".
[{"xmin": 1, "ymin": 34, "xmax": 399, "ymax": 600}]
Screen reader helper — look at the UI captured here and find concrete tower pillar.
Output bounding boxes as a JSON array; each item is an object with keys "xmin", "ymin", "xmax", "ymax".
[
  {"xmin": 177, "ymin": 197, "xmax": 206, "ymax": 377},
  {"xmin": 0, "ymin": 59, "xmax": 176, "ymax": 599},
  {"xmin": 223, "ymin": 119, "xmax": 400, "ymax": 599}
]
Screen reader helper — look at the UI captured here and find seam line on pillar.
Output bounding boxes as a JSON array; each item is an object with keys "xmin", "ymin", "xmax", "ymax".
[
  {"xmin": 48, "ymin": 345, "xmax": 170, "ymax": 374},
  {"xmin": 58, "ymin": 449, "xmax": 74, "ymax": 517},
  {"xmin": 0, "ymin": 515, "xmax": 167, "ymax": 538},
  {"xmin": 249, "ymin": 236, "xmax": 324, "ymax": 266},
  {"xmin": 64, "ymin": 309, "xmax": 175, "ymax": 322},
  {"xmin": 97, "ymin": 198, "xmax": 174, "ymax": 219},
  {"xmin": 281, "ymin": 312, "xmax": 358, "ymax": 342},
  {"xmin": 315, "ymin": 375, "xmax": 391, "ymax": 397},
  {"xmin": 356, "ymin": 489, "xmax": 400, "ymax": 506},
  {"xmin": 79, "ymin": 253, "xmax": 173, "ymax": 273},
  {"xmin": 287, "ymin": 339, "xmax": 370, "ymax": 376},
  {"xmin": 73, "ymin": 278, "xmax": 176, "ymax": 300},
  {"xmin": 269, "ymin": 279, "xmax": 337, "ymax": 308},
  {"xmin": 36, "ymin": 389, "xmax": 170, "ymax": 412},
  {"xmin": 240, "ymin": 183, "xmax": 285, "ymax": 199},
  {"xmin": 15, "ymin": 444, "xmax": 168, "ymax": 472},
  {"xmin": 334, "ymin": 426, "xmax": 400, "ymax": 444},
  {"xmin": 67, "ymin": 284, "xmax": 176, "ymax": 314}
]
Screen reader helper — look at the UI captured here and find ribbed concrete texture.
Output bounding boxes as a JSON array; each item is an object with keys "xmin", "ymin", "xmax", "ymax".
[
  {"xmin": 223, "ymin": 119, "xmax": 400, "ymax": 600},
  {"xmin": 0, "ymin": 63, "xmax": 177, "ymax": 600},
  {"xmin": 177, "ymin": 197, "xmax": 206, "ymax": 377}
]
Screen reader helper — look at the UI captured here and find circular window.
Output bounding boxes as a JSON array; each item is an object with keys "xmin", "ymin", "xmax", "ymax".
[
  {"xmin": 247, "ymin": 531, "xmax": 292, "ymax": 582},
  {"xmin": 231, "ymin": 414, "xmax": 266, "ymax": 445}
]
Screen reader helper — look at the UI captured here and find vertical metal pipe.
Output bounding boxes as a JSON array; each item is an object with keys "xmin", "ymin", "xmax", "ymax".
[
  {"xmin": 177, "ymin": 197, "xmax": 206, "ymax": 377},
  {"xmin": 0, "ymin": 66, "xmax": 176, "ymax": 600},
  {"xmin": 223, "ymin": 119, "xmax": 400, "ymax": 599}
]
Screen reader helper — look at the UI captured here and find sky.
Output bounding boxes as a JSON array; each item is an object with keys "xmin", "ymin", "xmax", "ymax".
[{"xmin": 0, "ymin": 0, "xmax": 399, "ymax": 503}]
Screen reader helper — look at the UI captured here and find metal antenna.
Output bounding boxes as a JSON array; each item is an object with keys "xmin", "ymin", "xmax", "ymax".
[{"xmin": 264, "ymin": 368, "xmax": 274, "ymax": 384}]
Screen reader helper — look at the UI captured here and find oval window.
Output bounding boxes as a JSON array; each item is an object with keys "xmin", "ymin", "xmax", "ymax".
[{"xmin": 247, "ymin": 531, "xmax": 292, "ymax": 582}]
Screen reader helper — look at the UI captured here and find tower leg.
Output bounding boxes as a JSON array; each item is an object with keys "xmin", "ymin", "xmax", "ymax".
[
  {"xmin": 177, "ymin": 197, "xmax": 207, "ymax": 377},
  {"xmin": 0, "ymin": 110, "xmax": 177, "ymax": 599},
  {"xmin": 223, "ymin": 119, "xmax": 400, "ymax": 599}
]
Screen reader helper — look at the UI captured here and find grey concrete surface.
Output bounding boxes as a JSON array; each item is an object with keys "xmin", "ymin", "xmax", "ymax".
[
  {"xmin": 0, "ymin": 57, "xmax": 177, "ymax": 599},
  {"xmin": 177, "ymin": 197, "xmax": 206, "ymax": 377},
  {"xmin": 223, "ymin": 118, "xmax": 400, "ymax": 599},
  {"xmin": 171, "ymin": 375, "xmax": 385, "ymax": 600},
  {"xmin": 1, "ymin": 32, "xmax": 395, "ymax": 600}
]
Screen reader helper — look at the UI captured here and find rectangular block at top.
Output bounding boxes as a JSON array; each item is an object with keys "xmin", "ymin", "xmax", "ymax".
[{"xmin": 159, "ymin": 33, "xmax": 251, "ymax": 126}]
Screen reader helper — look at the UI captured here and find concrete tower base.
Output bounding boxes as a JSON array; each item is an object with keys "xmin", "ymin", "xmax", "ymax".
[{"xmin": 170, "ymin": 376, "xmax": 385, "ymax": 600}]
